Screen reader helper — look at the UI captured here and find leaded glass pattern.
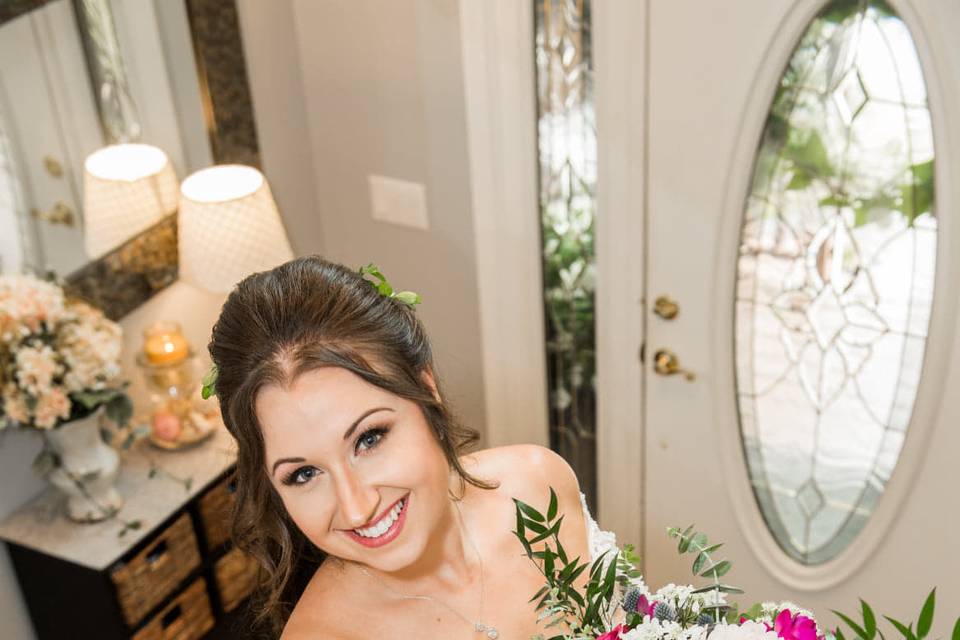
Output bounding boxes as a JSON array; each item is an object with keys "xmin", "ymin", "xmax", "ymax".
[
  {"xmin": 735, "ymin": 0, "xmax": 936, "ymax": 564},
  {"xmin": 534, "ymin": 0, "xmax": 598, "ymax": 511}
]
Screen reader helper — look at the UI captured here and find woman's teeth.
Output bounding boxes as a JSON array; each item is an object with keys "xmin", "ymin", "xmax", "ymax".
[{"xmin": 354, "ymin": 498, "xmax": 405, "ymax": 538}]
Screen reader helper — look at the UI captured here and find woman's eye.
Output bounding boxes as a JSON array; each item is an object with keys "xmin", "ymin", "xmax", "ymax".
[
  {"xmin": 283, "ymin": 466, "xmax": 320, "ymax": 486},
  {"xmin": 356, "ymin": 427, "xmax": 388, "ymax": 453}
]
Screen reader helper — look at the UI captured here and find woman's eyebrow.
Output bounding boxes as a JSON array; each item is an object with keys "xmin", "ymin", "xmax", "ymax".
[
  {"xmin": 272, "ymin": 456, "xmax": 305, "ymax": 475},
  {"xmin": 342, "ymin": 407, "xmax": 394, "ymax": 441}
]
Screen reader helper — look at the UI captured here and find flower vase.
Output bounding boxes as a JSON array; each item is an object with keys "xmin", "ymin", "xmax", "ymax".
[{"xmin": 45, "ymin": 409, "xmax": 124, "ymax": 522}]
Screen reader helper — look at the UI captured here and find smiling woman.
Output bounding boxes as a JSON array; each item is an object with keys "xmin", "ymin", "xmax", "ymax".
[{"xmin": 207, "ymin": 256, "xmax": 591, "ymax": 638}]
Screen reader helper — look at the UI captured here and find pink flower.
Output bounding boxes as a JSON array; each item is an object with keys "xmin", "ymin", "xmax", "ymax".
[
  {"xmin": 34, "ymin": 387, "xmax": 71, "ymax": 429},
  {"xmin": 596, "ymin": 624, "xmax": 626, "ymax": 640},
  {"xmin": 637, "ymin": 594, "xmax": 657, "ymax": 617},
  {"xmin": 773, "ymin": 609, "xmax": 819, "ymax": 640}
]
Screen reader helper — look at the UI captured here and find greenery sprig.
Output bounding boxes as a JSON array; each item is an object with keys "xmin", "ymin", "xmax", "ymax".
[
  {"xmin": 358, "ymin": 263, "xmax": 422, "ymax": 307},
  {"xmin": 832, "ymin": 589, "xmax": 960, "ymax": 640},
  {"xmin": 514, "ymin": 488, "xmax": 624, "ymax": 639},
  {"xmin": 667, "ymin": 525, "xmax": 743, "ymax": 623},
  {"xmin": 201, "ymin": 364, "xmax": 218, "ymax": 400}
]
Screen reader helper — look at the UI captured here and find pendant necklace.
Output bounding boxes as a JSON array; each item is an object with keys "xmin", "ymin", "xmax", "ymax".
[{"xmin": 352, "ymin": 500, "xmax": 500, "ymax": 639}]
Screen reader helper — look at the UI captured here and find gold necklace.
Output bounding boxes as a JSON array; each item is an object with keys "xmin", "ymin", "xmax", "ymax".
[{"xmin": 352, "ymin": 500, "xmax": 500, "ymax": 639}]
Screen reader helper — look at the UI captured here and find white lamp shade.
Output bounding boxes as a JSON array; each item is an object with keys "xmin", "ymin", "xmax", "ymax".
[
  {"xmin": 178, "ymin": 165, "xmax": 294, "ymax": 293},
  {"xmin": 83, "ymin": 144, "xmax": 178, "ymax": 258}
]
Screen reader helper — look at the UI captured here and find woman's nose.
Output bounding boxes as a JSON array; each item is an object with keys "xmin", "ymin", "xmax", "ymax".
[{"xmin": 333, "ymin": 469, "xmax": 379, "ymax": 529}]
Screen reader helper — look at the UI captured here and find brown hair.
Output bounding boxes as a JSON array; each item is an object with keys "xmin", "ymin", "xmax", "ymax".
[{"xmin": 207, "ymin": 256, "xmax": 493, "ymax": 634}]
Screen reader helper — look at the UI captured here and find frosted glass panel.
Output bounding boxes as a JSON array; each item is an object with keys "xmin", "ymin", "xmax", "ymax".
[{"xmin": 734, "ymin": 0, "xmax": 936, "ymax": 565}]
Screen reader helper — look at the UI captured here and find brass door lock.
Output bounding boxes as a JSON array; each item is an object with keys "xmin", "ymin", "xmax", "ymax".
[
  {"xmin": 653, "ymin": 348, "xmax": 696, "ymax": 381},
  {"xmin": 653, "ymin": 295, "xmax": 679, "ymax": 320},
  {"xmin": 30, "ymin": 201, "xmax": 76, "ymax": 227}
]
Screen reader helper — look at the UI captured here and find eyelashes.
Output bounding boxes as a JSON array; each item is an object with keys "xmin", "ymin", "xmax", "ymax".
[{"xmin": 279, "ymin": 424, "xmax": 392, "ymax": 487}]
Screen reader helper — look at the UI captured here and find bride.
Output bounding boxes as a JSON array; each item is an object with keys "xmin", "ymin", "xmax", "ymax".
[{"xmin": 208, "ymin": 256, "xmax": 606, "ymax": 639}]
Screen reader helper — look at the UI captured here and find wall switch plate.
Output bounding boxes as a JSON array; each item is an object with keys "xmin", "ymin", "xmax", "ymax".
[{"xmin": 368, "ymin": 174, "xmax": 430, "ymax": 230}]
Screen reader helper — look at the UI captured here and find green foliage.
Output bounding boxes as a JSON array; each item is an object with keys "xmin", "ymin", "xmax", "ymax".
[
  {"xmin": 201, "ymin": 364, "xmax": 218, "ymax": 399},
  {"xmin": 667, "ymin": 525, "xmax": 741, "ymax": 622},
  {"xmin": 514, "ymin": 488, "xmax": 621, "ymax": 638},
  {"xmin": 358, "ymin": 263, "xmax": 422, "ymax": 308},
  {"xmin": 833, "ymin": 589, "xmax": 958, "ymax": 640}
]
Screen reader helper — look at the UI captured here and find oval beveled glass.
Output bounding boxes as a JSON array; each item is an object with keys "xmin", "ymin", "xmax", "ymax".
[{"xmin": 734, "ymin": 0, "xmax": 936, "ymax": 565}]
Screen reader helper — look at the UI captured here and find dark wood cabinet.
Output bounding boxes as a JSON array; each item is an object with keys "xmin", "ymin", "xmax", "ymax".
[{"xmin": 0, "ymin": 426, "xmax": 264, "ymax": 639}]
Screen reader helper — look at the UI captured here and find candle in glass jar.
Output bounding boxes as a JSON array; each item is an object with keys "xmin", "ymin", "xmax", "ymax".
[{"xmin": 143, "ymin": 322, "xmax": 189, "ymax": 365}]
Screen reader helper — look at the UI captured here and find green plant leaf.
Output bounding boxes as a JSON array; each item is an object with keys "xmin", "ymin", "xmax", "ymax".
[
  {"xmin": 950, "ymin": 615, "xmax": 959, "ymax": 640},
  {"xmin": 547, "ymin": 487, "xmax": 559, "ymax": 521},
  {"xmin": 514, "ymin": 499, "xmax": 546, "ymax": 522},
  {"xmin": 861, "ymin": 599, "xmax": 877, "ymax": 640},
  {"xmin": 692, "ymin": 584, "xmax": 744, "ymax": 594},
  {"xmin": 393, "ymin": 291, "xmax": 421, "ymax": 307},
  {"xmin": 884, "ymin": 615, "xmax": 915, "ymax": 640},
  {"xmin": 833, "ymin": 610, "xmax": 868, "ymax": 639},
  {"xmin": 917, "ymin": 588, "xmax": 935, "ymax": 639},
  {"xmin": 693, "ymin": 552, "xmax": 708, "ymax": 575},
  {"xmin": 700, "ymin": 560, "xmax": 731, "ymax": 578}
]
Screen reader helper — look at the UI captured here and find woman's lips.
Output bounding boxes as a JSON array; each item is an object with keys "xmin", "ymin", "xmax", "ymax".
[{"xmin": 343, "ymin": 494, "xmax": 410, "ymax": 548}]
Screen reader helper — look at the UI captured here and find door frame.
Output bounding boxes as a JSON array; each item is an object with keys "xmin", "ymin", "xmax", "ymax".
[
  {"xmin": 458, "ymin": 0, "xmax": 549, "ymax": 449},
  {"xmin": 593, "ymin": 0, "xmax": 649, "ymax": 548}
]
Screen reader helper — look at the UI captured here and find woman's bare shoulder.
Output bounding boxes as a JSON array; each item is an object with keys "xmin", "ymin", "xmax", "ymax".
[
  {"xmin": 279, "ymin": 561, "xmax": 360, "ymax": 640},
  {"xmin": 461, "ymin": 444, "xmax": 582, "ymax": 507}
]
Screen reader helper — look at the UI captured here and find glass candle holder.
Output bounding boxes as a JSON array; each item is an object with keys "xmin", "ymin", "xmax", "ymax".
[{"xmin": 137, "ymin": 322, "xmax": 216, "ymax": 449}]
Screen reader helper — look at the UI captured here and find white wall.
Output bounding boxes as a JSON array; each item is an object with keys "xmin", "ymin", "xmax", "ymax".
[{"xmin": 237, "ymin": 0, "xmax": 488, "ymax": 441}]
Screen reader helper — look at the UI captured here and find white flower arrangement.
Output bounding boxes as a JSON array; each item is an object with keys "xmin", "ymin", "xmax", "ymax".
[
  {"xmin": 515, "ymin": 492, "xmax": 958, "ymax": 640},
  {"xmin": 0, "ymin": 274, "xmax": 131, "ymax": 431}
]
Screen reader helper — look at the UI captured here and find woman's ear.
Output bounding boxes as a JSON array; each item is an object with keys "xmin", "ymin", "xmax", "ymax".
[{"xmin": 420, "ymin": 367, "xmax": 441, "ymax": 403}]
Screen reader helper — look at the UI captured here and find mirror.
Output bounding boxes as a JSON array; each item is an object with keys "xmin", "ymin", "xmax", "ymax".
[{"xmin": 0, "ymin": 0, "xmax": 256, "ymax": 318}]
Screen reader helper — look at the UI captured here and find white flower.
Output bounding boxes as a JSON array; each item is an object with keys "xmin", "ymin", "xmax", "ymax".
[
  {"xmin": 655, "ymin": 583, "xmax": 696, "ymax": 606},
  {"xmin": 15, "ymin": 344, "xmax": 61, "ymax": 394},
  {"xmin": 621, "ymin": 618, "xmax": 709, "ymax": 640},
  {"xmin": 708, "ymin": 621, "xmax": 779, "ymax": 640}
]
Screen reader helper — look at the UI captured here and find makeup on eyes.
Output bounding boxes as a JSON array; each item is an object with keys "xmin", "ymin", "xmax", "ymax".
[{"xmin": 278, "ymin": 423, "xmax": 392, "ymax": 486}]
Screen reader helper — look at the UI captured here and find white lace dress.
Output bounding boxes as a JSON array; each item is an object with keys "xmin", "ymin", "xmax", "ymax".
[{"xmin": 580, "ymin": 493, "xmax": 619, "ymax": 564}]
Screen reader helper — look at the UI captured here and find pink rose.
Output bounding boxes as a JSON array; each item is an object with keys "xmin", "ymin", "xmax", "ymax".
[
  {"xmin": 596, "ymin": 624, "xmax": 626, "ymax": 640},
  {"xmin": 773, "ymin": 610, "xmax": 819, "ymax": 640}
]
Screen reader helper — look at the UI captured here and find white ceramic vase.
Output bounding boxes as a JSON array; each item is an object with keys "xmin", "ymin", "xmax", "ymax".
[{"xmin": 46, "ymin": 408, "xmax": 124, "ymax": 522}]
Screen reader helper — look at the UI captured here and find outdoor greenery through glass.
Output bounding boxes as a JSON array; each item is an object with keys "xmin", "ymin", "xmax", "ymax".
[
  {"xmin": 534, "ymin": 0, "xmax": 598, "ymax": 513},
  {"xmin": 734, "ymin": 0, "xmax": 936, "ymax": 565}
]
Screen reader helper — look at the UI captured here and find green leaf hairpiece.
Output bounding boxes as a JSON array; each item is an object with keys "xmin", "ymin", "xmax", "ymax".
[
  {"xmin": 358, "ymin": 263, "xmax": 422, "ymax": 308},
  {"xmin": 201, "ymin": 364, "xmax": 218, "ymax": 399}
]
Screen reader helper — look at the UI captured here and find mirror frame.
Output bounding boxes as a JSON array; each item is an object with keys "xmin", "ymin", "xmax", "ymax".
[{"xmin": 1, "ymin": 0, "xmax": 260, "ymax": 320}]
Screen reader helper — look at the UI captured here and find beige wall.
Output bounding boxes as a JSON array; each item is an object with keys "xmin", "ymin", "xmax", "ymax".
[{"xmin": 238, "ymin": 0, "xmax": 488, "ymax": 441}]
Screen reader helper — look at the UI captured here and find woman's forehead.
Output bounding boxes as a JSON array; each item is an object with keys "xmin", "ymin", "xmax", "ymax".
[{"xmin": 256, "ymin": 368, "xmax": 396, "ymax": 441}]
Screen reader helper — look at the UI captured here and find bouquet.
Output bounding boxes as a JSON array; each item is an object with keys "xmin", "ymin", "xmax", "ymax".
[
  {"xmin": 514, "ymin": 490, "xmax": 959, "ymax": 640},
  {"xmin": 0, "ymin": 274, "xmax": 131, "ymax": 432}
]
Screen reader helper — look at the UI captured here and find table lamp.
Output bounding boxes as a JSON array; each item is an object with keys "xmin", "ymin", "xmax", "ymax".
[
  {"xmin": 83, "ymin": 143, "xmax": 178, "ymax": 258},
  {"xmin": 178, "ymin": 164, "xmax": 294, "ymax": 293}
]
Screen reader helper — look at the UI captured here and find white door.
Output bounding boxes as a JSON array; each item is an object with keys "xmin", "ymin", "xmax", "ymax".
[
  {"xmin": 0, "ymin": 1, "xmax": 102, "ymax": 275},
  {"xmin": 598, "ymin": 0, "xmax": 960, "ymax": 630}
]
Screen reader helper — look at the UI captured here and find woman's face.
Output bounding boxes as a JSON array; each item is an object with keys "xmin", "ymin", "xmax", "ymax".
[{"xmin": 256, "ymin": 366, "xmax": 452, "ymax": 572}]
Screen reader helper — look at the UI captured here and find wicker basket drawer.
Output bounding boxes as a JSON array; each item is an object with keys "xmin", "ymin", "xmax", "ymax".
[
  {"xmin": 132, "ymin": 577, "xmax": 214, "ymax": 640},
  {"xmin": 214, "ymin": 546, "xmax": 259, "ymax": 612},
  {"xmin": 198, "ymin": 474, "xmax": 236, "ymax": 551},
  {"xmin": 111, "ymin": 514, "xmax": 202, "ymax": 626}
]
